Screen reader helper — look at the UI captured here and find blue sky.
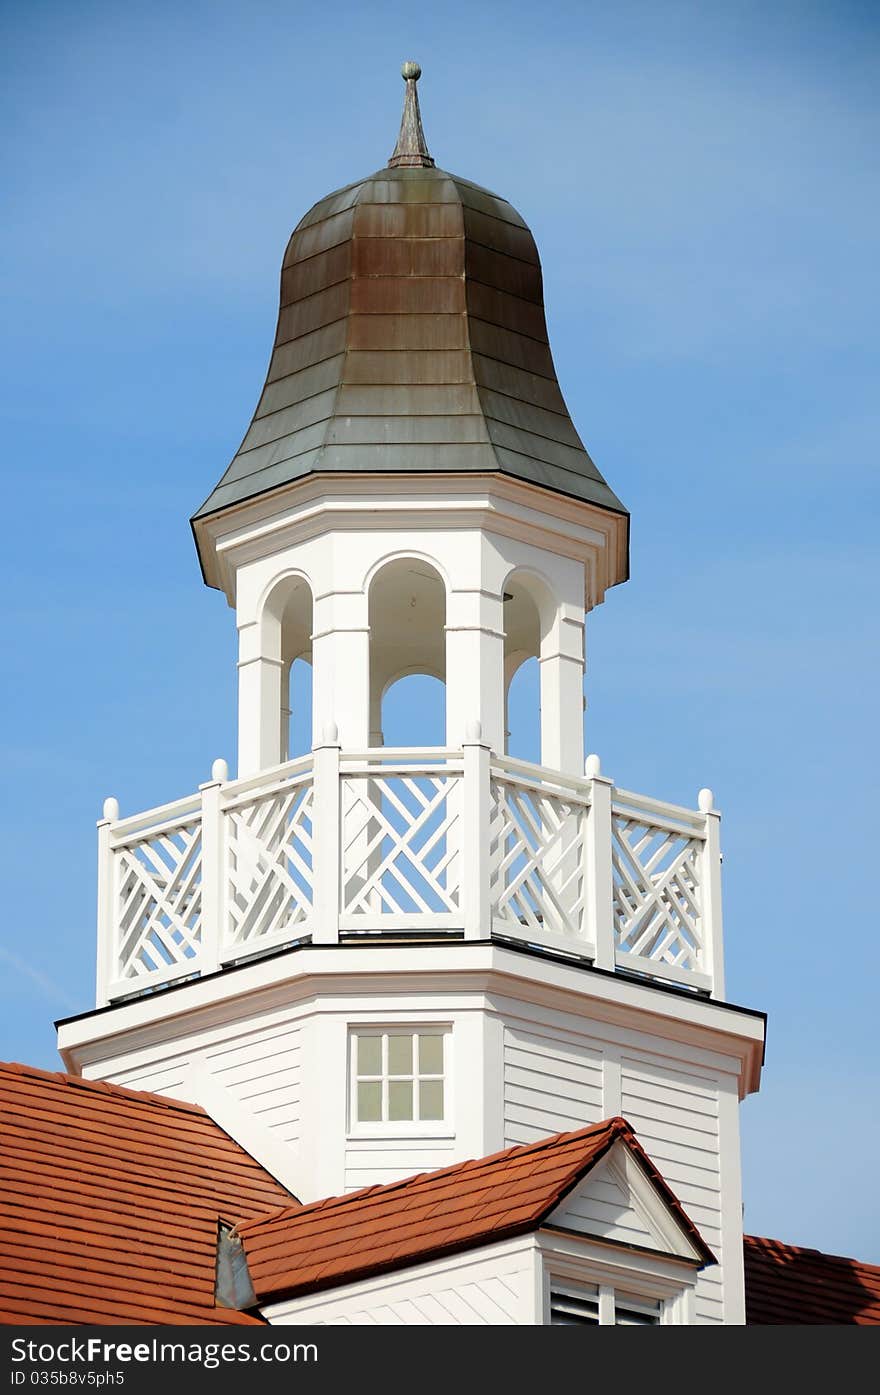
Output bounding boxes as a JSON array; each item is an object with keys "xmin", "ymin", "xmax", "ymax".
[{"xmin": 2, "ymin": 0, "xmax": 878, "ymax": 1261}]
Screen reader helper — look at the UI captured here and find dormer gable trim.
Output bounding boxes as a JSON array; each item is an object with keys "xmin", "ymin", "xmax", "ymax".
[{"xmin": 546, "ymin": 1138, "xmax": 711, "ymax": 1266}]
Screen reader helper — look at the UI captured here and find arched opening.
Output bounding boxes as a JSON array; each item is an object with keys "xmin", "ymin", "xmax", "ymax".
[
  {"xmin": 287, "ymin": 656, "xmax": 313, "ymax": 760},
  {"xmin": 506, "ymin": 657, "xmax": 540, "ymax": 763},
  {"xmin": 499, "ymin": 570, "xmax": 582, "ymax": 935},
  {"xmin": 369, "ymin": 558, "xmax": 446, "ymax": 748},
  {"xmin": 261, "ymin": 574, "xmax": 313, "ymax": 763},
  {"xmin": 503, "ymin": 576, "xmax": 543, "ymax": 763},
  {"xmin": 382, "ymin": 673, "xmax": 446, "ymax": 748},
  {"xmin": 342, "ymin": 561, "xmax": 449, "ymax": 924}
]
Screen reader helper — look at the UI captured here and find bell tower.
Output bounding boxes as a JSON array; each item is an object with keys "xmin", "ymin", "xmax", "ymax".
[{"xmin": 58, "ymin": 65, "xmax": 764, "ymax": 1325}]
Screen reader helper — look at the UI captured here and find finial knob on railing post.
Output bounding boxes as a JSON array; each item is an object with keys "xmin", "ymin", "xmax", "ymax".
[
  {"xmin": 96, "ymin": 799, "xmax": 119, "ymax": 1006},
  {"xmin": 698, "ymin": 787, "xmax": 715, "ymax": 813},
  {"xmin": 321, "ymin": 720, "xmax": 339, "ymax": 746},
  {"xmin": 199, "ymin": 764, "xmax": 227, "ymax": 977},
  {"xmin": 464, "ymin": 719, "xmax": 483, "ymax": 744},
  {"xmin": 585, "ymin": 754, "xmax": 601, "ymax": 779}
]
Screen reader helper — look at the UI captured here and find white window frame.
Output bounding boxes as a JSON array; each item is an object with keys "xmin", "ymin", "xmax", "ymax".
[
  {"xmin": 538, "ymin": 1231, "xmax": 697, "ymax": 1326},
  {"xmin": 548, "ymin": 1280, "xmax": 663, "ymax": 1326},
  {"xmin": 347, "ymin": 1025, "xmax": 453, "ymax": 1138}
]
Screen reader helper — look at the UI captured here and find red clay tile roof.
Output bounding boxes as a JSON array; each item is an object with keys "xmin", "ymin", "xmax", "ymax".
[
  {"xmin": 239, "ymin": 1116, "xmax": 714, "ymax": 1306},
  {"xmin": 744, "ymin": 1234, "xmax": 880, "ymax": 1325},
  {"xmin": 0, "ymin": 1061, "xmax": 296, "ymax": 1326}
]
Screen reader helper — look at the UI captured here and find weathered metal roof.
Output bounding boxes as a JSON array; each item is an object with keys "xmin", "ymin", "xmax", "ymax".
[{"xmin": 193, "ymin": 70, "xmax": 628, "ymax": 538}]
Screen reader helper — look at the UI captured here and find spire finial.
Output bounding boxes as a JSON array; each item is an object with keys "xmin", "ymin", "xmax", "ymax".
[{"xmin": 388, "ymin": 61, "xmax": 435, "ymax": 169}]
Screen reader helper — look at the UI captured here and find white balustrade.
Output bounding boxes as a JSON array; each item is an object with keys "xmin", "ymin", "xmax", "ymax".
[
  {"xmin": 96, "ymin": 748, "xmax": 726, "ymax": 1004},
  {"xmin": 610, "ymin": 787, "xmax": 710, "ymax": 992},
  {"xmin": 488, "ymin": 755, "xmax": 590, "ymax": 954},
  {"xmin": 340, "ymin": 749, "xmax": 464, "ymax": 934},
  {"xmin": 222, "ymin": 763, "xmax": 315, "ymax": 961},
  {"xmin": 104, "ymin": 793, "xmax": 205, "ymax": 1000}
]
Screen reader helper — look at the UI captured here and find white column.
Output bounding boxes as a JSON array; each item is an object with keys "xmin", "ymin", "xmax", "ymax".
[
  {"xmin": 311, "ymin": 591, "xmax": 370, "ymax": 750},
  {"xmin": 237, "ymin": 618, "xmax": 284, "ymax": 777},
  {"xmin": 445, "ymin": 590, "xmax": 505, "ymax": 752},
  {"xmin": 539, "ymin": 601, "xmax": 585, "ymax": 776}
]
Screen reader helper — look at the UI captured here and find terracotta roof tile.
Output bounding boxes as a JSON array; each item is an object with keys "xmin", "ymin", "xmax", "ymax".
[
  {"xmin": 0, "ymin": 1060, "xmax": 296, "ymax": 1326},
  {"xmin": 744, "ymin": 1235, "xmax": 880, "ymax": 1325},
  {"xmin": 239, "ymin": 1117, "xmax": 713, "ymax": 1305}
]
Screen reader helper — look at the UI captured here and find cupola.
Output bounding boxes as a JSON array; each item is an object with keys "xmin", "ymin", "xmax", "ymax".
[{"xmin": 192, "ymin": 63, "xmax": 628, "ymax": 592}]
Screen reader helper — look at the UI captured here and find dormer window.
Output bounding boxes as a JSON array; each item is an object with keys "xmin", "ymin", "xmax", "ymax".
[
  {"xmin": 350, "ymin": 1029, "xmax": 447, "ymax": 1128},
  {"xmin": 550, "ymin": 1284, "xmax": 600, "ymax": 1325},
  {"xmin": 550, "ymin": 1282, "xmax": 662, "ymax": 1326}
]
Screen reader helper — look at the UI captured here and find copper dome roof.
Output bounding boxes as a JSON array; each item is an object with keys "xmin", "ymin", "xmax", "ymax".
[{"xmin": 193, "ymin": 72, "xmax": 627, "ymax": 542}]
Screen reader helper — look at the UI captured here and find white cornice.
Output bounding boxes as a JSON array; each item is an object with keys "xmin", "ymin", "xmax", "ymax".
[
  {"xmin": 192, "ymin": 472, "xmax": 628, "ymax": 610},
  {"xmin": 56, "ymin": 942, "xmax": 764, "ymax": 1097}
]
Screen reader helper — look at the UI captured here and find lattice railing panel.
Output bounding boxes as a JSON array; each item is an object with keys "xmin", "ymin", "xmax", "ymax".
[
  {"xmin": 612, "ymin": 814, "xmax": 703, "ymax": 972},
  {"xmin": 116, "ymin": 819, "xmax": 203, "ymax": 982},
  {"xmin": 342, "ymin": 771, "xmax": 461, "ymax": 917},
  {"xmin": 225, "ymin": 779, "xmax": 314, "ymax": 952},
  {"xmin": 489, "ymin": 777, "xmax": 587, "ymax": 938}
]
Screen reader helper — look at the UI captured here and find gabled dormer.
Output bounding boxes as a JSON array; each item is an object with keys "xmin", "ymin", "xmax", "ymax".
[{"xmin": 236, "ymin": 1118, "xmax": 714, "ymax": 1325}]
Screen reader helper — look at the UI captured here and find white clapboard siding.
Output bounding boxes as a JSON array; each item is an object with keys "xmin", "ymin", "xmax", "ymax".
[
  {"xmin": 267, "ymin": 1241, "xmax": 534, "ymax": 1325},
  {"xmin": 344, "ymin": 1136, "xmax": 456, "ymax": 1192},
  {"xmin": 206, "ymin": 1022, "xmax": 302, "ymax": 1146},
  {"xmin": 552, "ymin": 1166, "xmax": 657, "ymax": 1251},
  {"xmin": 621, "ymin": 1056, "xmax": 723, "ymax": 1324},
  {"xmin": 503, "ymin": 1025, "xmax": 603, "ymax": 1146},
  {"xmin": 96, "ymin": 1058, "xmax": 190, "ymax": 1098}
]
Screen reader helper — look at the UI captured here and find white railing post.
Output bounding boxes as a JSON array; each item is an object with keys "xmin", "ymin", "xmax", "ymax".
[
  {"xmin": 584, "ymin": 755, "xmax": 615, "ymax": 971},
  {"xmin": 199, "ymin": 758, "xmax": 228, "ymax": 975},
  {"xmin": 698, "ymin": 788, "xmax": 725, "ymax": 999},
  {"xmin": 462, "ymin": 721, "xmax": 490, "ymax": 940},
  {"xmin": 96, "ymin": 796, "xmax": 119, "ymax": 1007},
  {"xmin": 312, "ymin": 722, "xmax": 341, "ymax": 944}
]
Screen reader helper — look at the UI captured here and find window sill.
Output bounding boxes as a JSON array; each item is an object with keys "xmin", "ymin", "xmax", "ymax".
[{"xmin": 346, "ymin": 1125, "xmax": 456, "ymax": 1142}]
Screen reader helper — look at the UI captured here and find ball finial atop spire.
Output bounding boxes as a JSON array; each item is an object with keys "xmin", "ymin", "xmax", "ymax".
[{"xmin": 389, "ymin": 60, "xmax": 434, "ymax": 169}]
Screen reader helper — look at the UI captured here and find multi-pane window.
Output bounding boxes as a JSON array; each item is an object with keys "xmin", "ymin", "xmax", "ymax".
[
  {"xmin": 550, "ymin": 1284, "xmax": 661, "ymax": 1326},
  {"xmin": 352, "ymin": 1030, "xmax": 446, "ymax": 1126}
]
